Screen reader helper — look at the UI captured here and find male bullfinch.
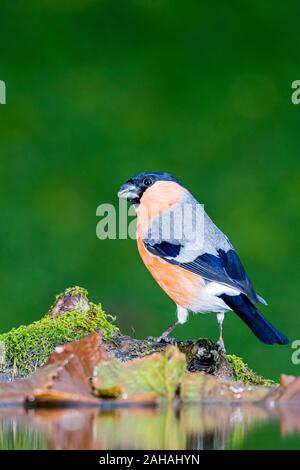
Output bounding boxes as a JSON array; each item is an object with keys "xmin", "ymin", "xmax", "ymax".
[{"xmin": 118, "ymin": 172, "xmax": 288, "ymax": 351}]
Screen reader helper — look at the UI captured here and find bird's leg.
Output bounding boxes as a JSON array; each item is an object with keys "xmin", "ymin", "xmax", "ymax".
[
  {"xmin": 160, "ymin": 320, "xmax": 179, "ymax": 338},
  {"xmin": 147, "ymin": 321, "xmax": 179, "ymax": 345},
  {"xmin": 216, "ymin": 312, "xmax": 226, "ymax": 353}
]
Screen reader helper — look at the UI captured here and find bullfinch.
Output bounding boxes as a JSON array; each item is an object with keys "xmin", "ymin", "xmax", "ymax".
[{"xmin": 118, "ymin": 172, "xmax": 288, "ymax": 351}]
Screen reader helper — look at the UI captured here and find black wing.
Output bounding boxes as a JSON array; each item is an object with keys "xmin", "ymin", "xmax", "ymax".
[{"xmin": 143, "ymin": 239, "xmax": 263, "ymax": 304}]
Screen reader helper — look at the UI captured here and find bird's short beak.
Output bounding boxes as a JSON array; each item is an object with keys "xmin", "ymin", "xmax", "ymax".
[{"xmin": 118, "ymin": 183, "xmax": 140, "ymax": 201}]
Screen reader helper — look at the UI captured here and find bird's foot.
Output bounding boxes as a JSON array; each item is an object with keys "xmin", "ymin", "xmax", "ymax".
[
  {"xmin": 215, "ymin": 340, "xmax": 226, "ymax": 354},
  {"xmin": 147, "ymin": 335, "xmax": 178, "ymax": 346}
]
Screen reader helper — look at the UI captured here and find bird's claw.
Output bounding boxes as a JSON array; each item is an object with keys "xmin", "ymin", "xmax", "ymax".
[
  {"xmin": 147, "ymin": 335, "xmax": 178, "ymax": 346},
  {"xmin": 215, "ymin": 340, "xmax": 226, "ymax": 354}
]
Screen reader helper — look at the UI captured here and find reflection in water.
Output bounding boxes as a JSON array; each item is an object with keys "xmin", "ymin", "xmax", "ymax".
[{"xmin": 0, "ymin": 403, "xmax": 299, "ymax": 450}]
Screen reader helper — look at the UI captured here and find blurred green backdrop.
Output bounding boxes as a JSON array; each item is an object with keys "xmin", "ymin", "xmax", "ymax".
[{"xmin": 0, "ymin": 0, "xmax": 299, "ymax": 380}]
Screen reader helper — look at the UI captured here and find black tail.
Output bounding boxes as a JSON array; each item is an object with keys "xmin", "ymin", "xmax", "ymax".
[{"xmin": 220, "ymin": 293, "xmax": 288, "ymax": 345}]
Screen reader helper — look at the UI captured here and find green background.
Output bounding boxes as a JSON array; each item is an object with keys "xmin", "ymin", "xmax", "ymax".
[{"xmin": 0, "ymin": 0, "xmax": 299, "ymax": 381}]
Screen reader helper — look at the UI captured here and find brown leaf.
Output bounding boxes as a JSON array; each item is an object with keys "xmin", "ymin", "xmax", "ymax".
[
  {"xmin": 45, "ymin": 332, "xmax": 107, "ymax": 390},
  {"xmin": 33, "ymin": 332, "xmax": 107, "ymax": 405},
  {"xmin": 0, "ymin": 363, "xmax": 62, "ymax": 405},
  {"xmin": 0, "ymin": 332, "xmax": 106, "ymax": 406},
  {"xmin": 181, "ymin": 371, "xmax": 271, "ymax": 402},
  {"xmin": 265, "ymin": 374, "xmax": 300, "ymax": 403},
  {"xmin": 280, "ymin": 374, "xmax": 296, "ymax": 387}
]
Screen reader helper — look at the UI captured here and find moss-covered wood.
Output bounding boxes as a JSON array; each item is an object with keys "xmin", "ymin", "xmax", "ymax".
[
  {"xmin": 0, "ymin": 287, "xmax": 117, "ymax": 379},
  {"xmin": 0, "ymin": 286, "xmax": 273, "ymax": 386},
  {"xmin": 226, "ymin": 354, "xmax": 274, "ymax": 386}
]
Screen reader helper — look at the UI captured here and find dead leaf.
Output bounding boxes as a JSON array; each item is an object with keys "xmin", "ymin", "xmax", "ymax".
[
  {"xmin": 181, "ymin": 371, "xmax": 271, "ymax": 402},
  {"xmin": 93, "ymin": 345, "xmax": 186, "ymax": 401},
  {"xmin": 0, "ymin": 363, "xmax": 64, "ymax": 405},
  {"xmin": 265, "ymin": 374, "xmax": 300, "ymax": 404},
  {"xmin": 0, "ymin": 332, "xmax": 106, "ymax": 406}
]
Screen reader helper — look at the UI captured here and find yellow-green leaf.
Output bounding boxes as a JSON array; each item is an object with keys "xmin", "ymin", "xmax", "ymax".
[{"xmin": 93, "ymin": 345, "xmax": 186, "ymax": 400}]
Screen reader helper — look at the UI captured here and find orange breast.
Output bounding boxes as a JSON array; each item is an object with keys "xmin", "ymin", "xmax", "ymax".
[
  {"xmin": 135, "ymin": 180, "xmax": 203, "ymax": 308},
  {"xmin": 137, "ymin": 236, "xmax": 203, "ymax": 308}
]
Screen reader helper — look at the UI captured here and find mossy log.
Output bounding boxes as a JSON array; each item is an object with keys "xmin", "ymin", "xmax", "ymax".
[
  {"xmin": 0, "ymin": 287, "xmax": 272, "ymax": 386},
  {"xmin": 0, "ymin": 287, "xmax": 117, "ymax": 380}
]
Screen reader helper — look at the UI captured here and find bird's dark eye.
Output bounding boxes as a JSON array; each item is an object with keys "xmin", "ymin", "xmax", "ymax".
[{"xmin": 143, "ymin": 177, "xmax": 153, "ymax": 187}]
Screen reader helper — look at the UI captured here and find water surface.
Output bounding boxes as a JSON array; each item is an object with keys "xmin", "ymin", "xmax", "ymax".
[{"xmin": 0, "ymin": 403, "xmax": 299, "ymax": 450}]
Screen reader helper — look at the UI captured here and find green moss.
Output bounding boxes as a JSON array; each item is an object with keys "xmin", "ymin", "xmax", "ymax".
[
  {"xmin": 226, "ymin": 354, "xmax": 274, "ymax": 386},
  {"xmin": 0, "ymin": 287, "xmax": 117, "ymax": 376}
]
